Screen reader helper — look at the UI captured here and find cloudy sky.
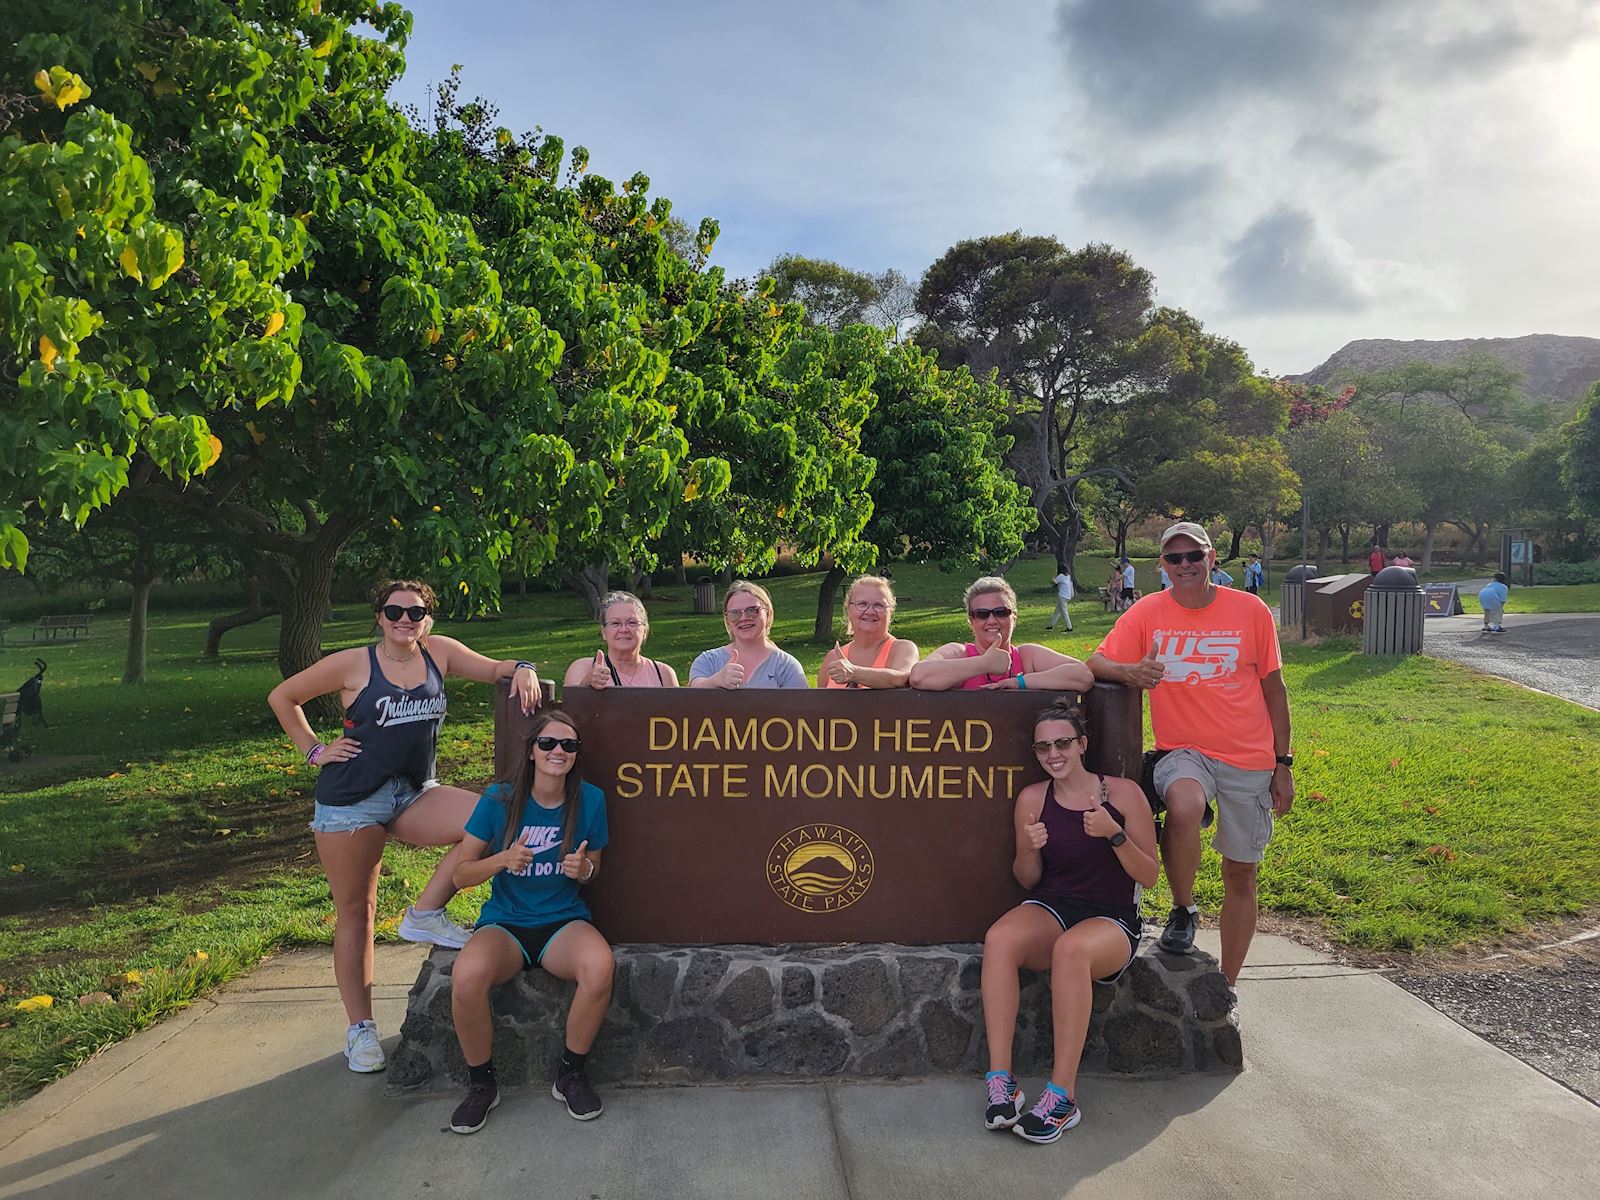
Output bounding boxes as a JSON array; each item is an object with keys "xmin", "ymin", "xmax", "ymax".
[{"xmin": 389, "ymin": 0, "xmax": 1600, "ymax": 375}]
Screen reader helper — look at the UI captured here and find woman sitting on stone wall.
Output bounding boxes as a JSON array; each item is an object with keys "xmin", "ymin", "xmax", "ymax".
[
  {"xmin": 444, "ymin": 710, "xmax": 613, "ymax": 1134},
  {"xmin": 563, "ymin": 591, "xmax": 680, "ymax": 689},
  {"xmin": 908, "ymin": 576, "xmax": 1093, "ymax": 693},
  {"xmin": 979, "ymin": 702, "xmax": 1159, "ymax": 1143},
  {"xmin": 817, "ymin": 574, "xmax": 920, "ymax": 688}
]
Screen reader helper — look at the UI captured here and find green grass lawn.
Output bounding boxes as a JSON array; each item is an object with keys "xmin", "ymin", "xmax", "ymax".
[
  {"xmin": 2, "ymin": 557, "xmax": 1597, "ymax": 1101},
  {"xmin": 1461, "ymin": 582, "xmax": 1600, "ymax": 614}
]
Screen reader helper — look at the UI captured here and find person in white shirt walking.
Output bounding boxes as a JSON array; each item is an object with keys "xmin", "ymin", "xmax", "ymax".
[{"xmin": 1048, "ymin": 569, "xmax": 1075, "ymax": 631}]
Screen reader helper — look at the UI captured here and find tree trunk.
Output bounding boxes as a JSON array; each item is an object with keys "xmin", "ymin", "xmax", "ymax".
[
  {"xmin": 1224, "ymin": 527, "xmax": 1244, "ymax": 563},
  {"xmin": 672, "ymin": 559, "xmax": 688, "ymax": 586},
  {"xmin": 1259, "ymin": 520, "xmax": 1275, "ymax": 590},
  {"xmin": 1338, "ymin": 524, "xmax": 1351, "ymax": 565},
  {"xmin": 1421, "ymin": 523, "xmax": 1437, "ymax": 572},
  {"xmin": 631, "ymin": 563, "xmax": 654, "ymax": 600},
  {"xmin": 204, "ymin": 575, "xmax": 278, "ymax": 659},
  {"xmin": 267, "ymin": 521, "xmax": 362, "ymax": 723},
  {"xmin": 122, "ymin": 575, "xmax": 153, "ymax": 685},
  {"xmin": 563, "ymin": 563, "xmax": 610, "ymax": 621},
  {"xmin": 812, "ymin": 563, "xmax": 848, "ymax": 643},
  {"xmin": 1316, "ymin": 528, "xmax": 1330, "ymax": 572},
  {"xmin": 1114, "ymin": 519, "xmax": 1131, "ymax": 561}
]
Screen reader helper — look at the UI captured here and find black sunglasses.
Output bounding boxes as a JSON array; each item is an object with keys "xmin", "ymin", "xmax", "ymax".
[
  {"xmin": 534, "ymin": 736, "xmax": 581, "ymax": 753},
  {"xmin": 968, "ymin": 606, "xmax": 1013, "ymax": 620},
  {"xmin": 1162, "ymin": 550, "xmax": 1208, "ymax": 565},
  {"xmin": 381, "ymin": 604, "xmax": 429, "ymax": 621},
  {"xmin": 1032, "ymin": 736, "xmax": 1082, "ymax": 754}
]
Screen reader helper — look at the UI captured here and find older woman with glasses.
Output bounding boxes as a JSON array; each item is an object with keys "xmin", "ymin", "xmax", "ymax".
[
  {"xmin": 689, "ymin": 580, "xmax": 809, "ymax": 689},
  {"xmin": 908, "ymin": 576, "xmax": 1093, "ymax": 693},
  {"xmin": 267, "ymin": 579, "xmax": 541, "ymax": 1076},
  {"xmin": 818, "ymin": 574, "xmax": 920, "ymax": 688},
  {"xmin": 564, "ymin": 591, "xmax": 679, "ymax": 689}
]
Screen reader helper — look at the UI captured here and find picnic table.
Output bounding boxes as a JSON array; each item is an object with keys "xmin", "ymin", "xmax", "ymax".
[
  {"xmin": 33, "ymin": 614, "xmax": 91, "ymax": 641},
  {"xmin": 1, "ymin": 691, "xmax": 19, "ymax": 759}
]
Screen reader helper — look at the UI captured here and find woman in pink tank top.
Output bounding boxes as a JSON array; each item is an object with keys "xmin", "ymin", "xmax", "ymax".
[
  {"xmin": 818, "ymin": 575, "xmax": 920, "ymax": 688},
  {"xmin": 908, "ymin": 576, "xmax": 1094, "ymax": 693}
]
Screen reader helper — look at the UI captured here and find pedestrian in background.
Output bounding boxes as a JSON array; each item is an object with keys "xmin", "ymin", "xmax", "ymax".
[
  {"xmin": 1048, "ymin": 568, "xmax": 1075, "ymax": 632},
  {"xmin": 1479, "ymin": 573, "xmax": 1510, "ymax": 633}
]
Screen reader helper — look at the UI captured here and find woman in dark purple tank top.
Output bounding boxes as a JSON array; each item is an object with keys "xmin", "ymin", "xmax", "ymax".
[
  {"xmin": 268, "ymin": 579, "xmax": 543, "ymax": 1075},
  {"xmin": 978, "ymin": 703, "xmax": 1160, "ymax": 1144}
]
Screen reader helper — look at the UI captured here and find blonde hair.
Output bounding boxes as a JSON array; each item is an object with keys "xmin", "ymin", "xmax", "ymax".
[
  {"xmin": 599, "ymin": 591, "xmax": 648, "ymax": 629},
  {"xmin": 724, "ymin": 580, "xmax": 774, "ymax": 617},
  {"xmin": 847, "ymin": 574, "xmax": 897, "ymax": 611},
  {"xmin": 963, "ymin": 575, "xmax": 1017, "ymax": 611}
]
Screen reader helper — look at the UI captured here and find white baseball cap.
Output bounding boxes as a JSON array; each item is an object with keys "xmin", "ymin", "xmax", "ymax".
[{"xmin": 1160, "ymin": 521, "xmax": 1213, "ymax": 550}]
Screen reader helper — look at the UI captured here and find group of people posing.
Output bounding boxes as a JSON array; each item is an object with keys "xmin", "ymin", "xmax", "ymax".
[{"xmin": 268, "ymin": 520, "xmax": 1294, "ymax": 1145}]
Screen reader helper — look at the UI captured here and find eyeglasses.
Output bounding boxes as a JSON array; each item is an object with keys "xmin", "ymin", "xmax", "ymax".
[
  {"xmin": 381, "ymin": 604, "xmax": 429, "ymax": 622},
  {"xmin": 967, "ymin": 606, "xmax": 1013, "ymax": 620},
  {"xmin": 603, "ymin": 618, "xmax": 643, "ymax": 630},
  {"xmin": 534, "ymin": 736, "xmax": 581, "ymax": 752},
  {"xmin": 1162, "ymin": 550, "xmax": 1208, "ymax": 565},
  {"xmin": 726, "ymin": 605, "xmax": 764, "ymax": 621},
  {"xmin": 850, "ymin": 601, "xmax": 889, "ymax": 613},
  {"xmin": 1031, "ymin": 736, "xmax": 1082, "ymax": 754}
]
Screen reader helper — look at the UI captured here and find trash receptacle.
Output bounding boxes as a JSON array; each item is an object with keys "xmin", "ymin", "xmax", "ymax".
[
  {"xmin": 1362, "ymin": 566, "xmax": 1425, "ymax": 654},
  {"xmin": 693, "ymin": 576, "xmax": 717, "ymax": 615},
  {"xmin": 1279, "ymin": 565, "xmax": 1318, "ymax": 632}
]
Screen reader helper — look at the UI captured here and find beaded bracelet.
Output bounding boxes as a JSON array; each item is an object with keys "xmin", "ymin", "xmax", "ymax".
[
  {"xmin": 513, "ymin": 660, "xmax": 537, "ymax": 674},
  {"xmin": 306, "ymin": 742, "xmax": 326, "ymax": 765}
]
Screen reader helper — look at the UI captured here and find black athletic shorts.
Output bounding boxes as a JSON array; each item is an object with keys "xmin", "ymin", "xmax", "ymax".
[
  {"xmin": 480, "ymin": 919, "xmax": 581, "ymax": 969},
  {"xmin": 1022, "ymin": 897, "xmax": 1142, "ymax": 982}
]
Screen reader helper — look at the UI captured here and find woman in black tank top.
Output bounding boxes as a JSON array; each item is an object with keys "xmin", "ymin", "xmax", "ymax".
[
  {"xmin": 978, "ymin": 703, "xmax": 1160, "ymax": 1144},
  {"xmin": 562, "ymin": 591, "xmax": 680, "ymax": 690},
  {"xmin": 267, "ymin": 579, "xmax": 544, "ymax": 1074}
]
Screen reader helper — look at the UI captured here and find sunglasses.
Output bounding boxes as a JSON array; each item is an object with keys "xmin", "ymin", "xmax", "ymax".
[
  {"xmin": 1031, "ymin": 736, "xmax": 1082, "ymax": 754},
  {"xmin": 1162, "ymin": 550, "xmax": 1208, "ymax": 565},
  {"xmin": 726, "ymin": 605, "xmax": 765, "ymax": 621},
  {"xmin": 967, "ymin": 606, "xmax": 1013, "ymax": 620},
  {"xmin": 534, "ymin": 736, "xmax": 581, "ymax": 753},
  {"xmin": 381, "ymin": 604, "xmax": 429, "ymax": 622}
]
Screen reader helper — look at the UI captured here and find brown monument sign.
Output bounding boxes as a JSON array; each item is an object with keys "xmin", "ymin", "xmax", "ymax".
[{"xmin": 494, "ymin": 684, "xmax": 1141, "ymax": 944}]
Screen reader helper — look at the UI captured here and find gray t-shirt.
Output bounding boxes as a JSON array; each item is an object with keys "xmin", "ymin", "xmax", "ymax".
[{"xmin": 689, "ymin": 645, "xmax": 810, "ymax": 689}]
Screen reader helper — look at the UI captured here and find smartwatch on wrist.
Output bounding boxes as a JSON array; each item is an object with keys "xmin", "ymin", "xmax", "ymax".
[
  {"xmin": 1109, "ymin": 829, "xmax": 1127, "ymax": 847},
  {"xmin": 1275, "ymin": 753, "xmax": 1294, "ymax": 768}
]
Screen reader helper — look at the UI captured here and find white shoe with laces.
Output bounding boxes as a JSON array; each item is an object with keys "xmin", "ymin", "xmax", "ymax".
[
  {"xmin": 399, "ymin": 906, "xmax": 471, "ymax": 949},
  {"xmin": 345, "ymin": 1021, "xmax": 386, "ymax": 1073}
]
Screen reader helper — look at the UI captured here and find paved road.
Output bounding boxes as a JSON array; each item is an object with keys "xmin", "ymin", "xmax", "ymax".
[
  {"xmin": 2, "ymin": 936, "xmax": 1597, "ymax": 1200},
  {"xmin": 1422, "ymin": 611, "xmax": 1600, "ymax": 710}
]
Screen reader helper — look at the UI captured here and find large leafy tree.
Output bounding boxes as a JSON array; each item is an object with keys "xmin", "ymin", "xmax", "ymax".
[
  {"xmin": 915, "ymin": 234, "xmax": 1166, "ymax": 574},
  {"xmin": 1562, "ymin": 383, "xmax": 1600, "ymax": 520}
]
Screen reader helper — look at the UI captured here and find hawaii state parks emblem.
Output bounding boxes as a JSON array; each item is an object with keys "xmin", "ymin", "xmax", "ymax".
[{"xmin": 766, "ymin": 823, "xmax": 874, "ymax": 913}]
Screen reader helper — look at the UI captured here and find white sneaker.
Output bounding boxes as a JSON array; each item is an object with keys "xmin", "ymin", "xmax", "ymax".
[
  {"xmin": 399, "ymin": 906, "xmax": 471, "ymax": 949},
  {"xmin": 345, "ymin": 1021, "xmax": 386, "ymax": 1073}
]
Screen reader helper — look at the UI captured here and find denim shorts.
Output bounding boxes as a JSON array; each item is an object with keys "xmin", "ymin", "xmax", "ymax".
[{"xmin": 309, "ymin": 776, "xmax": 440, "ymax": 834}]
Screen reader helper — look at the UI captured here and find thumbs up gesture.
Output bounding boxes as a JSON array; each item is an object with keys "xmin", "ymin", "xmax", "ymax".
[
  {"xmin": 1082, "ymin": 801, "xmax": 1121, "ymax": 840},
  {"xmin": 825, "ymin": 641, "xmax": 855, "ymax": 684},
  {"xmin": 1127, "ymin": 634, "xmax": 1166, "ymax": 689},
  {"xmin": 1021, "ymin": 814, "xmax": 1049, "ymax": 852},
  {"xmin": 717, "ymin": 648, "xmax": 746, "ymax": 689},
  {"xmin": 588, "ymin": 649, "xmax": 611, "ymax": 689},
  {"xmin": 562, "ymin": 839, "xmax": 591, "ymax": 880},
  {"xmin": 502, "ymin": 833, "xmax": 535, "ymax": 875}
]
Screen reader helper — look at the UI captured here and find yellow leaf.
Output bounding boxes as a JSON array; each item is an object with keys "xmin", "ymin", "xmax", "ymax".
[
  {"xmin": 458, "ymin": 580, "xmax": 469, "ymax": 594},
  {"xmin": 214, "ymin": 828, "xmax": 233, "ymax": 837},
  {"xmin": 263, "ymin": 311, "xmax": 285, "ymax": 337},
  {"xmin": 199, "ymin": 434, "xmax": 223, "ymax": 473},
  {"xmin": 292, "ymin": 210, "xmax": 311, "ymax": 224},
  {"xmin": 443, "ymin": 354, "xmax": 457, "ymax": 371},
  {"xmin": 356, "ymin": 278, "xmax": 371, "ymax": 293},
  {"xmin": 1313, "ymin": 749, "xmax": 1329, "ymax": 758},
  {"xmin": 245, "ymin": 420, "xmax": 267, "ymax": 445},
  {"xmin": 8, "ymin": 864, "xmax": 23, "ymax": 873},
  {"xmin": 135, "ymin": 62, "xmax": 160, "ymax": 81},
  {"xmin": 390, "ymin": 515, "xmax": 402, "ymax": 528},
  {"xmin": 126, "ymin": 970, "xmax": 143, "ymax": 985},
  {"xmin": 106, "ymin": 771, "xmax": 124, "ymax": 779},
  {"xmin": 38, "ymin": 335, "xmax": 59, "ymax": 372},
  {"xmin": 430, "ymin": 505, "xmax": 441, "ymax": 512},
  {"xmin": 120, "ymin": 244, "xmax": 142, "ymax": 283},
  {"xmin": 17, "ymin": 995, "xmax": 54, "ymax": 1012},
  {"xmin": 683, "ymin": 479, "xmax": 701, "ymax": 501},
  {"xmin": 312, "ymin": 37, "xmax": 333, "ymax": 58},
  {"xmin": 424, "ymin": 326, "xmax": 441, "ymax": 345},
  {"xmin": 33, "ymin": 69, "xmax": 49, "ymax": 93},
  {"xmin": 152, "ymin": 78, "xmax": 177, "ymax": 97}
]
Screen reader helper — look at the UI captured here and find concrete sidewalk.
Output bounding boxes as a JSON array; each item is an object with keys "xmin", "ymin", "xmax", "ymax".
[{"xmin": 2, "ymin": 934, "xmax": 1596, "ymax": 1200}]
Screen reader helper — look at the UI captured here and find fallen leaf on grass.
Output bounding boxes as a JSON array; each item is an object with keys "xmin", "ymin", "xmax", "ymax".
[
  {"xmin": 76, "ymin": 992, "xmax": 114, "ymax": 1007},
  {"xmin": 1388, "ymin": 758, "xmax": 1402, "ymax": 771},
  {"xmin": 184, "ymin": 951, "xmax": 210, "ymax": 966},
  {"xmin": 1423, "ymin": 805, "xmax": 1440, "ymax": 816},
  {"xmin": 214, "ymin": 828, "xmax": 233, "ymax": 837},
  {"xmin": 1423, "ymin": 845, "xmax": 1457, "ymax": 862},
  {"xmin": 17, "ymin": 995, "xmax": 54, "ymax": 1012},
  {"xmin": 1307, "ymin": 792, "xmax": 1328, "ymax": 803},
  {"xmin": 1313, "ymin": 749, "xmax": 1329, "ymax": 758},
  {"xmin": 8, "ymin": 864, "xmax": 23, "ymax": 873}
]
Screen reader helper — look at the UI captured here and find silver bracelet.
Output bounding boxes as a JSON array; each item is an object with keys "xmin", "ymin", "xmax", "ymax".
[{"xmin": 581, "ymin": 858, "xmax": 595, "ymax": 883}]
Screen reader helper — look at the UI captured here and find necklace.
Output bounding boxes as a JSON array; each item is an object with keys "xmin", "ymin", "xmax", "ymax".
[
  {"xmin": 379, "ymin": 641, "xmax": 418, "ymax": 664},
  {"xmin": 615, "ymin": 656, "xmax": 645, "ymax": 686}
]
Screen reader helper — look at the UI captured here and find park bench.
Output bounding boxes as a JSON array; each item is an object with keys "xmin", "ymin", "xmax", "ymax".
[
  {"xmin": 0, "ymin": 691, "xmax": 19, "ymax": 760},
  {"xmin": 1098, "ymin": 587, "xmax": 1138, "ymax": 612},
  {"xmin": 32, "ymin": 614, "xmax": 91, "ymax": 641}
]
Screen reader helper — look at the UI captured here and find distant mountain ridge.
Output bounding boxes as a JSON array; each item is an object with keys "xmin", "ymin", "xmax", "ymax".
[{"xmin": 1293, "ymin": 334, "xmax": 1600, "ymax": 402}]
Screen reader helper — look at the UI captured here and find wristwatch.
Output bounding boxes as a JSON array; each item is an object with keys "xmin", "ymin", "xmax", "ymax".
[
  {"xmin": 1109, "ymin": 829, "xmax": 1127, "ymax": 847},
  {"xmin": 1275, "ymin": 753, "xmax": 1294, "ymax": 768}
]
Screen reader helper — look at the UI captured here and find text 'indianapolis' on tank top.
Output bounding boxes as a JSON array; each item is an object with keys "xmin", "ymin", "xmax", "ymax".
[{"xmin": 313, "ymin": 644, "xmax": 447, "ymax": 806}]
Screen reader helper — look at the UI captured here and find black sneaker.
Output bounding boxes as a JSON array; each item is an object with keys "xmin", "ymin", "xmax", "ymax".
[
  {"xmin": 553, "ymin": 1065, "xmax": 603, "ymax": 1121},
  {"xmin": 1013, "ymin": 1087, "xmax": 1081, "ymax": 1144},
  {"xmin": 983, "ymin": 1072, "xmax": 1025, "ymax": 1130},
  {"xmin": 449, "ymin": 1082, "xmax": 499, "ymax": 1134},
  {"xmin": 1159, "ymin": 906, "xmax": 1198, "ymax": 954}
]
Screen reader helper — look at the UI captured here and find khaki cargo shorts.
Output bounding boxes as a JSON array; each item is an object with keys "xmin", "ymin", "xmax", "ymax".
[{"xmin": 1153, "ymin": 748, "xmax": 1275, "ymax": 863}]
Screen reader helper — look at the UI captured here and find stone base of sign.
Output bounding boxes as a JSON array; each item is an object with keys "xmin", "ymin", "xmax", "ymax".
[{"xmin": 387, "ymin": 942, "xmax": 1241, "ymax": 1092}]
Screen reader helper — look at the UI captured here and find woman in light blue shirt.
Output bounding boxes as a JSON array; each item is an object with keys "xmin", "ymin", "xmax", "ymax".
[{"xmin": 689, "ymin": 580, "xmax": 810, "ymax": 688}]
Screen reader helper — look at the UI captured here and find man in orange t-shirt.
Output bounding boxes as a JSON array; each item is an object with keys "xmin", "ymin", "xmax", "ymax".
[{"xmin": 1088, "ymin": 522, "xmax": 1295, "ymax": 988}]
